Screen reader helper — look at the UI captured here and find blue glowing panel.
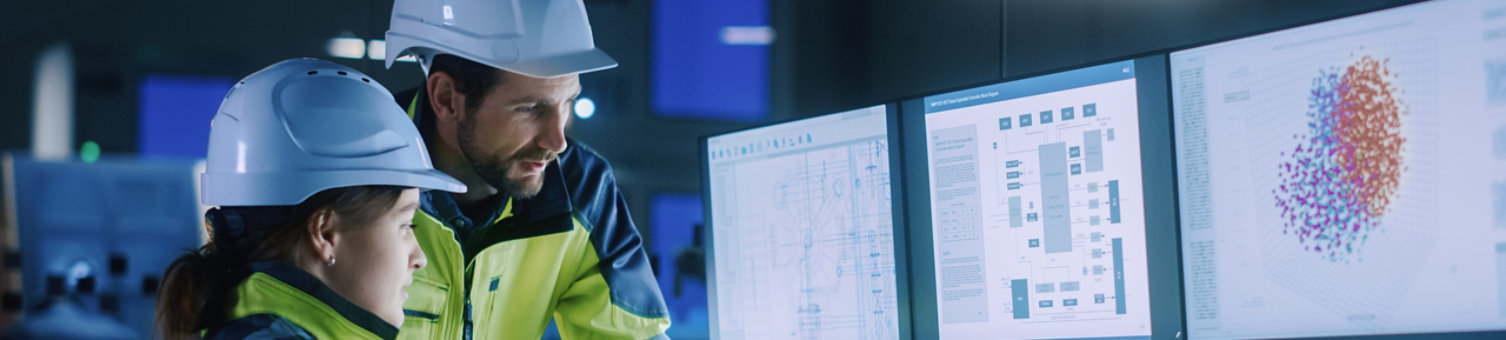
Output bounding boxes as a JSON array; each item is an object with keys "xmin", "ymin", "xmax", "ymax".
[
  {"xmin": 652, "ymin": 0, "xmax": 768, "ymax": 121},
  {"xmin": 138, "ymin": 75, "xmax": 234, "ymax": 159}
]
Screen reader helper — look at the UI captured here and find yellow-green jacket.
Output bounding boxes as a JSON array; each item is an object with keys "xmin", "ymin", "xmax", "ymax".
[
  {"xmin": 206, "ymin": 262, "xmax": 399, "ymax": 340},
  {"xmin": 396, "ymin": 88, "xmax": 672, "ymax": 340}
]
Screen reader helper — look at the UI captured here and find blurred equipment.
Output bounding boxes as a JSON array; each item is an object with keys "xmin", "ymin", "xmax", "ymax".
[
  {"xmin": 1, "ymin": 152, "xmax": 202, "ymax": 337},
  {"xmin": 3, "ymin": 296, "xmax": 136, "ymax": 340},
  {"xmin": 672, "ymin": 223, "xmax": 705, "ymax": 298},
  {"xmin": 2, "ymin": 260, "xmax": 136, "ymax": 340},
  {"xmin": 648, "ymin": 194, "xmax": 709, "ymax": 339}
]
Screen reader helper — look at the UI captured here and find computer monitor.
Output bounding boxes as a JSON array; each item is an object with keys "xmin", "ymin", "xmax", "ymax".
[
  {"xmin": 900, "ymin": 56, "xmax": 1181, "ymax": 339},
  {"xmin": 1170, "ymin": 0, "xmax": 1506, "ymax": 338},
  {"xmin": 702, "ymin": 105, "xmax": 907, "ymax": 339}
]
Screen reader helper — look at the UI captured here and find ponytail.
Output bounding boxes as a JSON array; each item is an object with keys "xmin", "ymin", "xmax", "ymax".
[
  {"xmin": 154, "ymin": 207, "xmax": 286, "ymax": 340},
  {"xmin": 154, "ymin": 244, "xmax": 224, "ymax": 340}
]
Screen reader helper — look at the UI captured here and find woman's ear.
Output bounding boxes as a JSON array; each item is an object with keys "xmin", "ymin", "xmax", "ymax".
[{"xmin": 306, "ymin": 208, "xmax": 340, "ymax": 265}]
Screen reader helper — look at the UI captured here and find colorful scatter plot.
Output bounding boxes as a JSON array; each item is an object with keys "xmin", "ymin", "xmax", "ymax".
[{"xmin": 1274, "ymin": 52, "xmax": 1407, "ymax": 262}]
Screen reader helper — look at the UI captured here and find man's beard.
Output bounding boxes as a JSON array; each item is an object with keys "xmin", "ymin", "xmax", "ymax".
[{"xmin": 456, "ymin": 113, "xmax": 557, "ymax": 199}]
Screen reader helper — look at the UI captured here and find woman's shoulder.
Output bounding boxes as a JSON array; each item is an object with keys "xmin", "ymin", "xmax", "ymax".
[{"xmin": 204, "ymin": 314, "xmax": 316, "ymax": 340}]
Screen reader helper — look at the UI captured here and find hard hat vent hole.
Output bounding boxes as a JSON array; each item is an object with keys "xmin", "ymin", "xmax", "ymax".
[
  {"xmin": 337, "ymin": 71, "xmax": 348, "ymax": 76},
  {"xmin": 361, "ymin": 78, "xmax": 370, "ymax": 83},
  {"xmin": 307, "ymin": 71, "xmax": 318, "ymax": 75}
]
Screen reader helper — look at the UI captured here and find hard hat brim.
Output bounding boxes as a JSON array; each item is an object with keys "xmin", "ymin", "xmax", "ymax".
[{"xmin": 502, "ymin": 48, "xmax": 618, "ymax": 79}]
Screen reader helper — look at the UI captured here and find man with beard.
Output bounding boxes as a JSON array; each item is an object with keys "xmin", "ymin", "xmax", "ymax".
[{"xmin": 381, "ymin": 0, "xmax": 670, "ymax": 339}]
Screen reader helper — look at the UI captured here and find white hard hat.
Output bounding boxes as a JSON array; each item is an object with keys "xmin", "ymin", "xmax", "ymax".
[
  {"xmin": 384, "ymin": 0, "xmax": 618, "ymax": 78},
  {"xmin": 202, "ymin": 58, "xmax": 467, "ymax": 206}
]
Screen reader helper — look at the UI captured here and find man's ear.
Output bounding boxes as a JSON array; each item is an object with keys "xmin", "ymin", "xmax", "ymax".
[
  {"xmin": 426, "ymin": 71, "xmax": 465, "ymax": 123},
  {"xmin": 305, "ymin": 208, "xmax": 339, "ymax": 264}
]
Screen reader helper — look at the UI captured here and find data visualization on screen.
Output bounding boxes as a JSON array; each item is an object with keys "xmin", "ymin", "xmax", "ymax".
[
  {"xmin": 704, "ymin": 105, "xmax": 901, "ymax": 340},
  {"xmin": 1171, "ymin": 0, "xmax": 1506, "ymax": 338},
  {"xmin": 919, "ymin": 60, "xmax": 1152, "ymax": 339}
]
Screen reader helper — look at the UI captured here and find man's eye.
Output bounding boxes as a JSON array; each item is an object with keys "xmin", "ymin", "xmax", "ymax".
[{"xmin": 516, "ymin": 105, "xmax": 537, "ymax": 113}]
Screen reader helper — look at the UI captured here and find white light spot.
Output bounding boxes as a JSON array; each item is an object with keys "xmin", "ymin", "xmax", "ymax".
[
  {"xmin": 720, "ymin": 26, "xmax": 775, "ymax": 46},
  {"xmin": 574, "ymin": 98, "xmax": 596, "ymax": 119},
  {"xmin": 327, "ymin": 37, "xmax": 366, "ymax": 59},
  {"xmin": 367, "ymin": 40, "xmax": 386, "ymax": 60}
]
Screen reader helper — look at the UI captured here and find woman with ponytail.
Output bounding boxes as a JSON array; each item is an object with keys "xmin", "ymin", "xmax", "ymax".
[{"xmin": 155, "ymin": 58, "xmax": 466, "ymax": 340}]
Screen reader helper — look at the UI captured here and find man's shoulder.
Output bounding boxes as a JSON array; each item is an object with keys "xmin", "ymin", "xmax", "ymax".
[
  {"xmin": 558, "ymin": 138, "xmax": 615, "ymax": 178},
  {"xmin": 554, "ymin": 139, "xmax": 622, "ymax": 221}
]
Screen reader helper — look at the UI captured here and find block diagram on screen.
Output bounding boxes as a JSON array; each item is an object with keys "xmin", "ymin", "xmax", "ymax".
[{"xmin": 924, "ymin": 71, "xmax": 1153, "ymax": 338}]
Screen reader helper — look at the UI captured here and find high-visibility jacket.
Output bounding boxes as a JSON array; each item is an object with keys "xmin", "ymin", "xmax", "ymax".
[
  {"xmin": 206, "ymin": 262, "xmax": 399, "ymax": 340},
  {"xmin": 395, "ymin": 88, "xmax": 671, "ymax": 340}
]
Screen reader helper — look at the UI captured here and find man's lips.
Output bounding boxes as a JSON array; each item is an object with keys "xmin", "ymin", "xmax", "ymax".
[{"xmin": 519, "ymin": 160, "xmax": 549, "ymax": 173}]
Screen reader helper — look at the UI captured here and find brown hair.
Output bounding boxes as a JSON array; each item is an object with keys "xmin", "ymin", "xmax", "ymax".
[
  {"xmin": 154, "ymin": 185, "xmax": 406, "ymax": 340},
  {"xmin": 430, "ymin": 53, "xmax": 506, "ymax": 113}
]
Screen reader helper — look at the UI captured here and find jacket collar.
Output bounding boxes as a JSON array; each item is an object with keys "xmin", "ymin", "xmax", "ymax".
[{"xmin": 228, "ymin": 261, "xmax": 398, "ymax": 340}]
